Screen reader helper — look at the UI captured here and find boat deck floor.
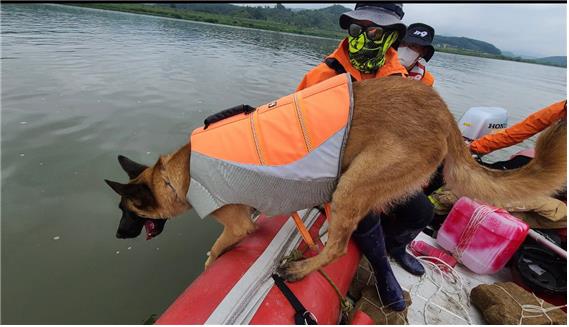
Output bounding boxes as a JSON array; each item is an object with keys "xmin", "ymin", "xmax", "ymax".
[{"xmin": 351, "ymin": 232, "xmax": 512, "ymax": 325}]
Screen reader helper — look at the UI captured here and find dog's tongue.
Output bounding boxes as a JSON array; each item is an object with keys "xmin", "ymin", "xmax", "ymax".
[{"xmin": 144, "ymin": 219, "xmax": 157, "ymax": 240}]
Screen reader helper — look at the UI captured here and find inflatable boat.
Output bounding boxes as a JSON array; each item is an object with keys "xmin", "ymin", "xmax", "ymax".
[
  {"xmin": 156, "ymin": 208, "xmax": 361, "ymax": 324},
  {"xmin": 156, "ymin": 106, "xmax": 550, "ymax": 324}
]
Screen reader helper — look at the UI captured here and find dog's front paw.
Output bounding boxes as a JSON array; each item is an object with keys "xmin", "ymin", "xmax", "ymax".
[
  {"xmin": 204, "ymin": 254, "xmax": 217, "ymax": 270},
  {"xmin": 277, "ymin": 261, "xmax": 309, "ymax": 282}
]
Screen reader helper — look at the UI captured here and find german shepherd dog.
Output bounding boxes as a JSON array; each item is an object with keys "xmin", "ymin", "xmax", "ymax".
[{"xmin": 106, "ymin": 77, "xmax": 566, "ymax": 281}]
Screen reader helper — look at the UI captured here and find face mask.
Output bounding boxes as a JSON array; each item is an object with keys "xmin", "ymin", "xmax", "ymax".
[
  {"xmin": 348, "ymin": 30, "xmax": 398, "ymax": 74},
  {"xmin": 398, "ymin": 46, "xmax": 421, "ymax": 70}
]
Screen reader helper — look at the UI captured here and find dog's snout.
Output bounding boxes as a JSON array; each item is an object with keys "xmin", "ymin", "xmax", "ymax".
[
  {"xmin": 116, "ymin": 228, "xmax": 140, "ymax": 239},
  {"xmin": 116, "ymin": 207, "xmax": 145, "ymax": 239},
  {"xmin": 116, "ymin": 230, "xmax": 128, "ymax": 239}
]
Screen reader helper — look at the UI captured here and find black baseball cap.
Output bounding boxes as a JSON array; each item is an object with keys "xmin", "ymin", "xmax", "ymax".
[
  {"xmin": 340, "ymin": 3, "xmax": 407, "ymax": 43},
  {"xmin": 402, "ymin": 23, "xmax": 435, "ymax": 61}
]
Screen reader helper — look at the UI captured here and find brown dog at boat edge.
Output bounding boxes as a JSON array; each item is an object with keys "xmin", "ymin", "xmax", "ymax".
[{"xmin": 105, "ymin": 76, "xmax": 566, "ymax": 281}]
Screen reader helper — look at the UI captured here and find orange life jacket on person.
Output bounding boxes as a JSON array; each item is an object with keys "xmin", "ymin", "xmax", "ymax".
[
  {"xmin": 420, "ymin": 69, "xmax": 435, "ymax": 87},
  {"xmin": 188, "ymin": 74, "xmax": 353, "ymax": 218},
  {"xmin": 470, "ymin": 100, "xmax": 567, "ymax": 155},
  {"xmin": 296, "ymin": 38, "xmax": 408, "ymax": 91}
]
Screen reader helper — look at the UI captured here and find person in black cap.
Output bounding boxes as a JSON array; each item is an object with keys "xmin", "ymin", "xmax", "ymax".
[
  {"xmin": 371, "ymin": 22, "xmax": 438, "ymax": 284},
  {"xmin": 398, "ymin": 23, "xmax": 436, "ymax": 86},
  {"xmin": 296, "ymin": 2, "xmax": 408, "ymax": 91}
]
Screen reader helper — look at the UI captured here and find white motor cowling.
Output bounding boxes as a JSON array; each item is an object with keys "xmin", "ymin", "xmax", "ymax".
[{"xmin": 458, "ymin": 107, "xmax": 508, "ymax": 141}]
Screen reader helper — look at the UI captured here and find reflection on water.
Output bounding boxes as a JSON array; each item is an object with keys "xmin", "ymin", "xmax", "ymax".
[{"xmin": 1, "ymin": 4, "xmax": 566, "ymax": 324}]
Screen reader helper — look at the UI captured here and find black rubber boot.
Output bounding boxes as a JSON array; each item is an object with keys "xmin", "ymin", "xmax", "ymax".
[
  {"xmin": 390, "ymin": 243, "xmax": 425, "ymax": 276},
  {"xmin": 353, "ymin": 213, "xmax": 406, "ymax": 311},
  {"xmin": 383, "ymin": 192, "xmax": 434, "ymax": 276}
]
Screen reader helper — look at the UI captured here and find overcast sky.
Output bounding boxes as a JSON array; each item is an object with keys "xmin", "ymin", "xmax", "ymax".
[{"xmin": 239, "ymin": 3, "xmax": 566, "ymax": 58}]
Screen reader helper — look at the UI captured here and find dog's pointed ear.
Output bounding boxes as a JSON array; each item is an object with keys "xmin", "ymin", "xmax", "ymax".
[
  {"xmin": 118, "ymin": 155, "xmax": 148, "ymax": 179},
  {"xmin": 155, "ymin": 156, "xmax": 167, "ymax": 173},
  {"xmin": 105, "ymin": 180, "xmax": 156, "ymax": 208},
  {"xmin": 105, "ymin": 179, "xmax": 130, "ymax": 196}
]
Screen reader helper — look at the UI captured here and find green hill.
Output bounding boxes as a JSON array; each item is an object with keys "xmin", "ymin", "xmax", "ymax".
[
  {"xmin": 433, "ymin": 35, "xmax": 501, "ymax": 55},
  {"xmin": 66, "ymin": 3, "xmax": 565, "ymax": 67},
  {"xmin": 160, "ymin": 3, "xmax": 349, "ymax": 34},
  {"xmin": 534, "ymin": 56, "xmax": 566, "ymax": 67}
]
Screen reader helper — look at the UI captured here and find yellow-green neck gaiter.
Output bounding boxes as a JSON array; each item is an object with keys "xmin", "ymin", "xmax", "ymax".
[{"xmin": 348, "ymin": 31, "xmax": 398, "ymax": 74}]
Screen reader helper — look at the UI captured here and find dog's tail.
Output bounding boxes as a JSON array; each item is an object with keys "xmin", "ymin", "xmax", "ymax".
[{"xmin": 442, "ymin": 117, "xmax": 566, "ymax": 206}]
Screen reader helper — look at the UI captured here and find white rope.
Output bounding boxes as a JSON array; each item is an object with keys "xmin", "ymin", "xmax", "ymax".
[
  {"xmin": 453, "ymin": 205, "xmax": 497, "ymax": 262},
  {"xmin": 409, "ymin": 255, "xmax": 473, "ymax": 325},
  {"xmin": 494, "ymin": 284, "xmax": 567, "ymax": 325}
]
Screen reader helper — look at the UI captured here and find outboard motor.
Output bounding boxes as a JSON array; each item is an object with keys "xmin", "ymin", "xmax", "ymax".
[{"xmin": 458, "ymin": 107, "xmax": 508, "ymax": 141}]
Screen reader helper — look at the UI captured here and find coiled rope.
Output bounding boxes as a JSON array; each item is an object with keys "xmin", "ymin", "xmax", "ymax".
[{"xmin": 409, "ymin": 255, "xmax": 473, "ymax": 324}]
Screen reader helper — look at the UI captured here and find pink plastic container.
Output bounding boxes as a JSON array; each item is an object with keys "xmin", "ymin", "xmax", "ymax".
[{"xmin": 436, "ymin": 197, "xmax": 529, "ymax": 274}]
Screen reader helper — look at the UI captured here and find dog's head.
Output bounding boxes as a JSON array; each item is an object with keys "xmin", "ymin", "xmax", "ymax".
[
  {"xmin": 105, "ymin": 155, "xmax": 179, "ymax": 240},
  {"xmin": 113, "ymin": 199, "xmax": 167, "ymax": 240}
]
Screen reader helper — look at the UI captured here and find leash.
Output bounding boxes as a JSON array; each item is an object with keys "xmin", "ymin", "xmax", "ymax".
[
  {"xmin": 291, "ymin": 211, "xmax": 318, "ymax": 251},
  {"xmin": 291, "ymin": 204, "xmax": 332, "ymax": 249},
  {"xmin": 318, "ymin": 269, "xmax": 354, "ymax": 314}
]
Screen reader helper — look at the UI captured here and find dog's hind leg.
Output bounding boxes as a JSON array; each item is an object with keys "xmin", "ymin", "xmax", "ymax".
[
  {"xmin": 205, "ymin": 204, "xmax": 256, "ymax": 269},
  {"xmin": 277, "ymin": 164, "xmax": 377, "ymax": 280},
  {"xmin": 278, "ymin": 142, "xmax": 444, "ymax": 281}
]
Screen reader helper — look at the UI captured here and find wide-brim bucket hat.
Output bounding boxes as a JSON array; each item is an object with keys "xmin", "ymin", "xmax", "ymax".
[
  {"xmin": 403, "ymin": 23, "xmax": 436, "ymax": 61},
  {"xmin": 340, "ymin": 3, "xmax": 407, "ymax": 45}
]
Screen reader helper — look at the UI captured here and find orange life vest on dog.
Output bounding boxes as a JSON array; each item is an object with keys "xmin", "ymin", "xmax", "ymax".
[{"xmin": 188, "ymin": 74, "xmax": 353, "ymax": 218}]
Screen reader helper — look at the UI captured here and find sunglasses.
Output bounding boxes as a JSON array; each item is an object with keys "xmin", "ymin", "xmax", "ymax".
[{"xmin": 348, "ymin": 23, "xmax": 388, "ymax": 41}]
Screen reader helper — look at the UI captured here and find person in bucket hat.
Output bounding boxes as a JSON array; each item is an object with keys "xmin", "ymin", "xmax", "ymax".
[
  {"xmin": 296, "ymin": 3, "xmax": 437, "ymax": 312},
  {"xmin": 398, "ymin": 23, "xmax": 436, "ymax": 86},
  {"xmin": 339, "ymin": 2, "xmax": 407, "ymax": 46},
  {"xmin": 296, "ymin": 2, "xmax": 408, "ymax": 90}
]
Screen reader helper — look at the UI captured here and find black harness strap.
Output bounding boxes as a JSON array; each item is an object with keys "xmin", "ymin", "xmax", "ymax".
[
  {"xmin": 272, "ymin": 274, "xmax": 318, "ymax": 325},
  {"xmin": 324, "ymin": 57, "xmax": 347, "ymax": 75},
  {"xmin": 324, "ymin": 58, "xmax": 358, "ymax": 83},
  {"xmin": 203, "ymin": 104, "xmax": 256, "ymax": 129}
]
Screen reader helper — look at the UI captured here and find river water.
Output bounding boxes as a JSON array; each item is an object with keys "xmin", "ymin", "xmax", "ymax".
[{"xmin": 1, "ymin": 4, "xmax": 566, "ymax": 324}]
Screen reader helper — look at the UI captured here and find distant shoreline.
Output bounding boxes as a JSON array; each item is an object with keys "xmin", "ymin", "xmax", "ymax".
[{"xmin": 65, "ymin": 3, "xmax": 566, "ymax": 68}]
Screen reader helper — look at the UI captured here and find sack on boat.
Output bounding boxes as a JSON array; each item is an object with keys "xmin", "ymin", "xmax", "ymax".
[
  {"xmin": 505, "ymin": 196, "xmax": 567, "ymax": 222},
  {"xmin": 349, "ymin": 257, "xmax": 375, "ymax": 300},
  {"xmin": 429, "ymin": 188, "xmax": 567, "ymax": 228},
  {"xmin": 350, "ymin": 285, "xmax": 412, "ymax": 325},
  {"xmin": 512, "ymin": 211, "xmax": 567, "ymax": 229},
  {"xmin": 470, "ymin": 282, "xmax": 566, "ymax": 325},
  {"xmin": 348, "ymin": 258, "xmax": 411, "ymax": 325}
]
